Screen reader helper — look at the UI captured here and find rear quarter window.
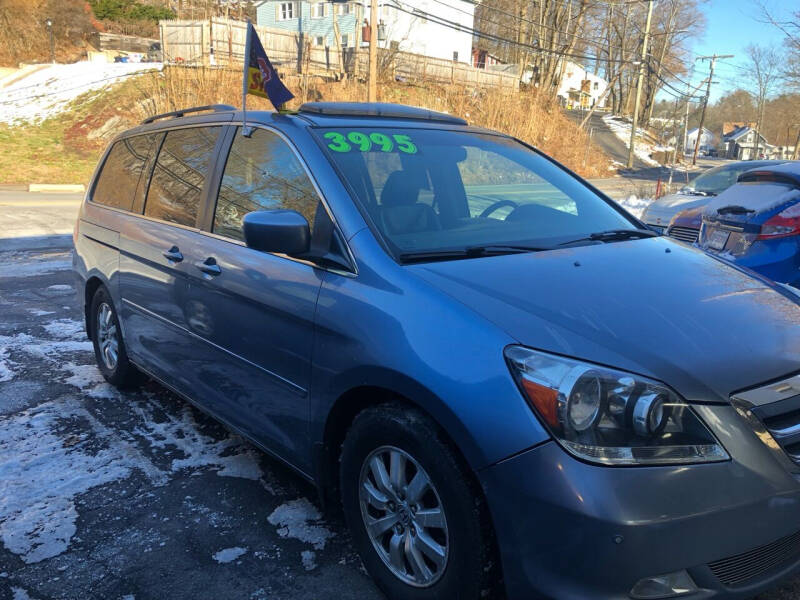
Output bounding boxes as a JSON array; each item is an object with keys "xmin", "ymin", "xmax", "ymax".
[{"xmin": 93, "ymin": 134, "xmax": 159, "ymax": 211}]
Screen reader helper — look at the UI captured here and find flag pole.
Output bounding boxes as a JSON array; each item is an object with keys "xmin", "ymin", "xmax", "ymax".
[{"xmin": 242, "ymin": 20, "xmax": 253, "ymax": 137}]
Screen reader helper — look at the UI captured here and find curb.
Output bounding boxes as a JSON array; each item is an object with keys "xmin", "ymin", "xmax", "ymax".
[{"xmin": 28, "ymin": 184, "xmax": 86, "ymax": 193}]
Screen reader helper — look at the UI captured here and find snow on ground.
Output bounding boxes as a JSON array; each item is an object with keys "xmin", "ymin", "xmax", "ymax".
[
  {"xmin": 301, "ymin": 550, "xmax": 317, "ymax": 571},
  {"xmin": 0, "ymin": 62, "xmax": 162, "ymax": 125},
  {"xmin": 0, "ymin": 311, "xmax": 267, "ymax": 564},
  {"xmin": 602, "ymin": 114, "xmax": 662, "ymax": 167},
  {"xmin": 0, "ymin": 252, "xmax": 72, "ymax": 279},
  {"xmin": 267, "ymin": 498, "xmax": 334, "ymax": 550},
  {"xmin": 212, "ymin": 547, "xmax": 248, "ymax": 564},
  {"xmin": 616, "ymin": 195, "xmax": 653, "ymax": 219}
]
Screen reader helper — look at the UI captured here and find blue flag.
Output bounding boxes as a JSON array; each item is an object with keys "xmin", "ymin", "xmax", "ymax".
[{"xmin": 243, "ymin": 22, "xmax": 294, "ymax": 110}]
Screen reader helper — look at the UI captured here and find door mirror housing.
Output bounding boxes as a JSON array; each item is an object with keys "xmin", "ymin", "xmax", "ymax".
[{"xmin": 243, "ymin": 210, "xmax": 311, "ymax": 256}]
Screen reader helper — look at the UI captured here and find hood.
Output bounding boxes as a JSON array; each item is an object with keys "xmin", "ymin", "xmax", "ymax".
[
  {"xmin": 410, "ymin": 237, "xmax": 800, "ymax": 403},
  {"xmin": 642, "ymin": 193, "xmax": 711, "ymax": 226}
]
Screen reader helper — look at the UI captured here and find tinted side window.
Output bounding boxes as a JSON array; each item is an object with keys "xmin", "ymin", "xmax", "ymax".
[
  {"xmin": 213, "ymin": 128, "xmax": 320, "ymax": 241},
  {"xmin": 144, "ymin": 127, "xmax": 220, "ymax": 227},
  {"xmin": 93, "ymin": 134, "xmax": 159, "ymax": 211}
]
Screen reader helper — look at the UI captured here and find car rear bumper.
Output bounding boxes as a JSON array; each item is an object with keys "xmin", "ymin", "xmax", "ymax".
[
  {"xmin": 727, "ymin": 238, "xmax": 800, "ymax": 286},
  {"xmin": 480, "ymin": 440, "xmax": 800, "ymax": 600}
]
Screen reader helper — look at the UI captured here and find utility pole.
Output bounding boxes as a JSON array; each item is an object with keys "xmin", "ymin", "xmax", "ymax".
[
  {"xmin": 692, "ymin": 53, "xmax": 733, "ymax": 165},
  {"xmin": 627, "ymin": 0, "xmax": 655, "ymax": 169},
  {"xmin": 368, "ymin": 0, "xmax": 378, "ymax": 102}
]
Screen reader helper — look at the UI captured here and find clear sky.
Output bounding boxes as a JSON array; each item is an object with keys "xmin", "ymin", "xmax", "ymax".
[{"xmin": 681, "ymin": 0, "xmax": 789, "ymax": 102}]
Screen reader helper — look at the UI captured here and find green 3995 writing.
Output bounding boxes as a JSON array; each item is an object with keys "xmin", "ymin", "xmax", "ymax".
[{"xmin": 323, "ymin": 131, "xmax": 418, "ymax": 154}]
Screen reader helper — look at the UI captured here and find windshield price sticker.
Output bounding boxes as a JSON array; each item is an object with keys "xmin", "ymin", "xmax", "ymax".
[{"xmin": 323, "ymin": 131, "xmax": 418, "ymax": 154}]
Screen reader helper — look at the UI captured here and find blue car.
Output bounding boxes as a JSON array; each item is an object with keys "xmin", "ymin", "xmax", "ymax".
[
  {"xmin": 699, "ymin": 162, "xmax": 800, "ymax": 286},
  {"xmin": 73, "ymin": 103, "xmax": 800, "ymax": 600}
]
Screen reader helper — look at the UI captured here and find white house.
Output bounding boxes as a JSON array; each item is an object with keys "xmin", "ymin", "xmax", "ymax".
[
  {"xmin": 685, "ymin": 127, "xmax": 715, "ymax": 155},
  {"xmin": 555, "ymin": 61, "xmax": 608, "ymax": 109},
  {"xmin": 257, "ymin": 0, "xmax": 475, "ymax": 64}
]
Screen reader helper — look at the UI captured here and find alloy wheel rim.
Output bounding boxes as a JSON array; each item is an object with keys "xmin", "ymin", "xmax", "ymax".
[
  {"xmin": 96, "ymin": 302, "xmax": 119, "ymax": 371},
  {"xmin": 358, "ymin": 445, "xmax": 449, "ymax": 587}
]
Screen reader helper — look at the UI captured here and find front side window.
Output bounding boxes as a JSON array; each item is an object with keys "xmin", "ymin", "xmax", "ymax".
[
  {"xmin": 144, "ymin": 127, "xmax": 220, "ymax": 227},
  {"xmin": 213, "ymin": 128, "xmax": 320, "ymax": 242},
  {"xmin": 93, "ymin": 134, "xmax": 159, "ymax": 211},
  {"xmin": 314, "ymin": 128, "xmax": 636, "ymax": 259}
]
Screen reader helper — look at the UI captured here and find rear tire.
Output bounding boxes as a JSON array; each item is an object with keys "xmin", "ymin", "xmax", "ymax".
[
  {"xmin": 90, "ymin": 285, "xmax": 142, "ymax": 388},
  {"xmin": 340, "ymin": 402, "xmax": 496, "ymax": 600}
]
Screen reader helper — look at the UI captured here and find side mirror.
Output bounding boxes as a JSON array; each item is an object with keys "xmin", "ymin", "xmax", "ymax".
[{"xmin": 243, "ymin": 210, "xmax": 310, "ymax": 256}]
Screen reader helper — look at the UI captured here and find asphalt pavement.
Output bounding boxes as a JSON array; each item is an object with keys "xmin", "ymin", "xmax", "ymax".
[{"xmin": 1, "ymin": 192, "xmax": 799, "ymax": 600}]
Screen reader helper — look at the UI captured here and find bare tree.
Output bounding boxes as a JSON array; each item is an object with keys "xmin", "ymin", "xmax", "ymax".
[{"xmin": 743, "ymin": 44, "xmax": 781, "ymax": 158}]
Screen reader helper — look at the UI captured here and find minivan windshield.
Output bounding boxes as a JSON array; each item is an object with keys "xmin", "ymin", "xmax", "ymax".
[{"xmin": 314, "ymin": 128, "xmax": 638, "ymax": 260}]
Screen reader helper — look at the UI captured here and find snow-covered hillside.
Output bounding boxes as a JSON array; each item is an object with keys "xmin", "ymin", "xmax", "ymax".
[{"xmin": 0, "ymin": 62, "xmax": 162, "ymax": 125}]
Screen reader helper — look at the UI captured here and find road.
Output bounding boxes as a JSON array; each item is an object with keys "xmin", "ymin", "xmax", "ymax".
[{"xmin": 1, "ymin": 191, "xmax": 798, "ymax": 600}]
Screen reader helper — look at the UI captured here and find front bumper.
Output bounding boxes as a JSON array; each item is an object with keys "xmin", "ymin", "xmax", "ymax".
[{"xmin": 481, "ymin": 405, "xmax": 800, "ymax": 600}]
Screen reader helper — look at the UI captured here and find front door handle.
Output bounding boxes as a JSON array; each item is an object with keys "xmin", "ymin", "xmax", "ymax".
[
  {"xmin": 163, "ymin": 246, "xmax": 184, "ymax": 263},
  {"xmin": 195, "ymin": 257, "xmax": 221, "ymax": 276}
]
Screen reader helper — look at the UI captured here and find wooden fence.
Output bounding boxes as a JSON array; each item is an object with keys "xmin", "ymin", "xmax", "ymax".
[{"xmin": 159, "ymin": 18, "xmax": 518, "ymax": 90}]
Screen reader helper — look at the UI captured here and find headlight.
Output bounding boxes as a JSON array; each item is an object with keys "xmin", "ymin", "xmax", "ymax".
[{"xmin": 505, "ymin": 346, "xmax": 728, "ymax": 466}]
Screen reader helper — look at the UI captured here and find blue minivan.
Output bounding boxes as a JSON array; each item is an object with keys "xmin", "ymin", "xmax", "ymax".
[{"xmin": 74, "ymin": 103, "xmax": 800, "ymax": 600}]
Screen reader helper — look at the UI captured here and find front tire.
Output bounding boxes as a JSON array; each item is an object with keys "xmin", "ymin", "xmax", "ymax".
[
  {"xmin": 340, "ymin": 403, "xmax": 496, "ymax": 600},
  {"xmin": 90, "ymin": 285, "xmax": 142, "ymax": 388}
]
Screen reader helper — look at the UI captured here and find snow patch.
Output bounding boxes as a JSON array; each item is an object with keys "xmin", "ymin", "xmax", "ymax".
[
  {"xmin": 602, "ymin": 115, "xmax": 661, "ymax": 167},
  {"xmin": 267, "ymin": 499, "xmax": 333, "ymax": 550},
  {"xmin": 212, "ymin": 546, "xmax": 248, "ymax": 563},
  {"xmin": 0, "ymin": 253, "xmax": 72, "ymax": 279},
  {"xmin": 43, "ymin": 318, "xmax": 85, "ymax": 340},
  {"xmin": 0, "ymin": 62, "xmax": 163, "ymax": 125},
  {"xmin": 301, "ymin": 549, "xmax": 317, "ymax": 571},
  {"xmin": 616, "ymin": 195, "xmax": 653, "ymax": 219}
]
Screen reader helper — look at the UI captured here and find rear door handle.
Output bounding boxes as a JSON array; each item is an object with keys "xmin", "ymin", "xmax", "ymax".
[
  {"xmin": 162, "ymin": 246, "xmax": 184, "ymax": 263},
  {"xmin": 195, "ymin": 257, "xmax": 221, "ymax": 276}
]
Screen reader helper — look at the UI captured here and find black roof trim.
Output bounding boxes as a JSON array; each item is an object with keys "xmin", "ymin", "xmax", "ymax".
[
  {"xmin": 141, "ymin": 104, "xmax": 236, "ymax": 125},
  {"xmin": 298, "ymin": 102, "xmax": 467, "ymax": 125}
]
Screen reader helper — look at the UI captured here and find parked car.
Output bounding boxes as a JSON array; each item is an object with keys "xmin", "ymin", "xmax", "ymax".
[
  {"xmin": 146, "ymin": 42, "xmax": 162, "ymax": 63},
  {"xmin": 641, "ymin": 160, "xmax": 787, "ymax": 233},
  {"xmin": 699, "ymin": 163, "xmax": 800, "ymax": 287},
  {"xmin": 666, "ymin": 206, "xmax": 703, "ymax": 244},
  {"xmin": 74, "ymin": 102, "xmax": 800, "ymax": 600}
]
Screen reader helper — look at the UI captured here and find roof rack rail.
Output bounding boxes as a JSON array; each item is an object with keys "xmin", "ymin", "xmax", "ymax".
[
  {"xmin": 298, "ymin": 102, "xmax": 467, "ymax": 125},
  {"xmin": 141, "ymin": 104, "xmax": 236, "ymax": 125}
]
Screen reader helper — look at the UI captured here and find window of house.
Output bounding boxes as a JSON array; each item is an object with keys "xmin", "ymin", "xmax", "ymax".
[
  {"xmin": 93, "ymin": 133, "xmax": 160, "ymax": 212},
  {"xmin": 310, "ymin": 2, "xmax": 327, "ymax": 18},
  {"xmin": 593, "ymin": 82, "xmax": 599, "ymax": 89},
  {"xmin": 213, "ymin": 127, "xmax": 320, "ymax": 242},
  {"xmin": 314, "ymin": 35, "xmax": 325, "ymax": 46},
  {"xmin": 336, "ymin": 3, "xmax": 351, "ymax": 15},
  {"xmin": 453, "ymin": 51, "xmax": 458, "ymax": 62},
  {"xmin": 341, "ymin": 33, "xmax": 349, "ymax": 47},
  {"xmin": 144, "ymin": 127, "xmax": 220, "ymax": 227},
  {"xmin": 277, "ymin": 2, "xmax": 294, "ymax": 20}
]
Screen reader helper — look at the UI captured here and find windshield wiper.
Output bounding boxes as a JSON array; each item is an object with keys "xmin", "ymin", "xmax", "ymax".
[
  {"xmin": 399, "ymin": 244, "xmax": 547, "ymax": 263},
  {"xmin": 558, "ymin": 228, "xmax": 658, "ymax": 247},
  {"xmin": 716, "ymin": 205, "xmax": 755, "ymax": 215}
]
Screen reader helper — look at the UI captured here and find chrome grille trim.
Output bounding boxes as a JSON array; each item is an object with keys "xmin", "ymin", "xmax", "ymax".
[
  {"xmin": 732, "ymin": 374, "xmax": 800, "ymax": 473},
  {"xmin": 667, "ymin": 225, "xmax": 700, "ymax": 244},
  {"xmin": 708, "ymin": 529, "xmax": 800, "ymax": 587}
]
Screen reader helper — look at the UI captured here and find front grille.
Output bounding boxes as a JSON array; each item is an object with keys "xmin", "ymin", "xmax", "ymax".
[
  {"xmin": 668, "ymin": 225, "xmax": 700, "ymax": 244},
  {"xmin": 731, "ymin": 374, "xmax": 800, "ymax": 470},
  {"xmin": 709, "ymin": 529, "xmax": 800, "ymax": 587}
]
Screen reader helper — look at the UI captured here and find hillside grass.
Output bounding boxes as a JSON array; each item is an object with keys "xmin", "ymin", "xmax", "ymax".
[{"xmin": 0, "ymin": 66, "xmax": 611, "ymax": 185}]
